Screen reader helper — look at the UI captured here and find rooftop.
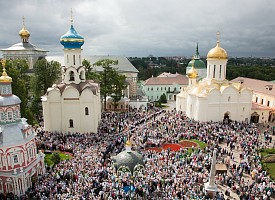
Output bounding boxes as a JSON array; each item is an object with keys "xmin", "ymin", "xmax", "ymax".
[{"xmin": 231, "ymin": 77, "xmax": 275, "ymax": 97}]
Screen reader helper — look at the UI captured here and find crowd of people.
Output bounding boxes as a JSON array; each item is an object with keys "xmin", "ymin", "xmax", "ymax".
[{"xmin": 4, "ymin": 107, "xmax": 275, "ymax": 199}]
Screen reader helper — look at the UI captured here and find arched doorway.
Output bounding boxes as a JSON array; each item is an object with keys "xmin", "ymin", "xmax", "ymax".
[
  {"xmin": 224, "ymin": 112, "xmax": 230, "ymax": 123},
  {"xmin": 251, "ymin": 112, "xmax": 259, "ymax": 123}
]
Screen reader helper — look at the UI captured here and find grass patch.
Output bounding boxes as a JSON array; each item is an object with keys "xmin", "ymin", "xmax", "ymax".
[
  {"xmin": 259, "ymin": 148, "xmax": 275, "ymax": 157},
  {"xmin": 263, "ymin": 163, "xmax": 275, "ymax": 180},
  {"xmin": 44, "ymin": 152, "xmax": 72, "ymax": 167},
  {"xmin": 258, "ymin": 148, "xmax": 275, "ymax": 181},
  {"xmin": 190, "ymin": 139, "xmax": 207, "ymax": 149}
]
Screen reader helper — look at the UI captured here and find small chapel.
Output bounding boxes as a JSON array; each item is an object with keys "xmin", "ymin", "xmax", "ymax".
[
  {"xmin": 176, "ymin": 33, "xmax": 252, "ymax": 122},
  {"xmin": 0, "ymin": 60, "xmax": 45, "ymax": 196},
  {"xmin": 41, "ymin": 15, "xmax": 101, "ymax": 134}
]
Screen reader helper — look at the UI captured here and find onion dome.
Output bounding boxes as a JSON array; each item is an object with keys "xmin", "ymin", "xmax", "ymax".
[
  {"xmin": 187, "ymin": 66, "xmax": 198, "ymax": 79},
  {"xmin": 187, "ymin": 58, "xmax": 198, "ymax": 79},
  {"xmin": 60, "ymin": 10, "xmax": 84, "ymax": 49},
  {"xmin": 19, "ymin": 16, "xmax": 30, "ymax": 43},
  {"xmin": 187, "ymin": 43, "xmax": 206, "ymax": 69},
  {"xmin": 0, "ymin": 60, "xmax": 12, "ymax": 83},
  {"xmin": 207, "ymin": 32, "xmax": 228, "ymax": 60},
  {"xmin": 60, "ymin": 19, "xmax": 84, "ymax": 49}
]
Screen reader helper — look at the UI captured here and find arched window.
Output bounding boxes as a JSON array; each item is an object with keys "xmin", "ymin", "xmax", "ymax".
[
  {"xmin": 85, "ymin": 107, "xmax": 89, "ymax": 115},
  {"xmin": 228, "ymin": 96, "xmax": 231, "ymax": 102},
  {"xmin": 69, "ymin": 119, "xmax": 74, "ymax": 128},
  {"xmin": 69, "ymin": 71, "xmax": 75, "ymax": 81},
  {"xmin": 213, "ymin": 65, "xmax": 216, "ymax": 78},
  {"xmin": 73, "ymin": 55, "xmax": 76, "ymax": 65}
]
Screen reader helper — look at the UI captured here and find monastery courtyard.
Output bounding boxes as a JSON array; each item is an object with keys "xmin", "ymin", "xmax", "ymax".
[{"xmin": 13, "ymin": 104, "xmax": 273, "ymax": 199}]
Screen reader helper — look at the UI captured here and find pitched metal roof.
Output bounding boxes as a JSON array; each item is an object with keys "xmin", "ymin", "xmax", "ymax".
[
  {"xmin": 144, "ymin": 73, "xmax": 189, "ymax": 85},
  {"xmin": 2, "ymin": 42, "xmax": 47, "ymax": 52},
  {"xmin": 231, "ymin": 77, "xmax": 275, "ymax": 97},
  {"xmin": 88, "ymin": 55, "xmax": 139, "ymax": 73}
]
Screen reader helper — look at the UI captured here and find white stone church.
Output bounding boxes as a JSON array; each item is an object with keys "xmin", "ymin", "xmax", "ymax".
[
  {"xmin": 41, "ymin": 19, "xmax": 101, "ymax": 133},
  {"xmin": 176, "ymin": 34, "xmax": 252, "ymax": 122}
]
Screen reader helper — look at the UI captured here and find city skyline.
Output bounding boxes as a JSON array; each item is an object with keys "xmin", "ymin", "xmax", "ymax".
[{"xmin": 1, "ymin": 0, "xmax": 275, "ymax": 58}]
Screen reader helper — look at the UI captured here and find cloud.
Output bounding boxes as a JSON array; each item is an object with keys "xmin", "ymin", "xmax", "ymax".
[{"xmin": 1, "ymin": 0, "xmax": 275, "ymax": 57}]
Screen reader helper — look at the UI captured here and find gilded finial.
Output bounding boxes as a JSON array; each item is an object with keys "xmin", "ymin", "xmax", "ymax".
[{"xmin": 70, "ymin": 8, "xmax": 73, "ymax": 25}]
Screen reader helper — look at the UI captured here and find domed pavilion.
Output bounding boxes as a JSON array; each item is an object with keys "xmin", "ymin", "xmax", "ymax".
[{"xmin": 112, "ymin": 138, "xmax": 144, "ymax": 177}]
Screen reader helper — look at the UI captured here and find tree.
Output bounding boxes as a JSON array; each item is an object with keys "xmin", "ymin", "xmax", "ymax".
[
  {"xmin": 92, "ymin": 59, "xmax": 127, "ymax": 111},
  {"xmin": 3, "ymin": 59, "xmax": 32, "ymax": 123},
  {"xmin": 159, "ymin": 93, "xmax": 167, "ymax": 104},
  {"xmin": 82, "ymin": 59, "xmax": 101, "ymax": 81},
  {"xmin": 51, "ymin": 152, "xmax": 61, "ymax": 166},
  {"xmin": 30, "ymin": 59, "xmax": 61, "ymax": 120},
  {"xmin": 32, "ymin": 59, "xmax": 61, "ymax": 96},
  {"xmin": 111, "ymin": 72, "xmax": 127, "ymax": 109}
]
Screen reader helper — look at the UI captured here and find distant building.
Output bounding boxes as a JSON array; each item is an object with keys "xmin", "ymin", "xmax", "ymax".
[
  {"xmin": 0, "ymin": 60, "xmax": 45, "ymax": 196},
  {"xmin": 1, "ymin": 18, "xmax": 47, "ymax": 70},
  {"xmin": 186, "ymin": 44, "xmax": 206, "ymax": 79},
  {"xmin": 177, "ymin": 34, "xmax": 252, "ymax": 122},
  {"xmin": 142, "ymin": 72, "xmax": 189, "ymax": 101},
  {"xmin": 41, "ymin": 17, "xmax": 101, "ymax": 133},
  {"xmin": 89, "ymin": 55, "xmax": 139, "ymax": 99},
  {"xmin": 231, "ymin": 77, "xmax": 275, "ymax": 123}
]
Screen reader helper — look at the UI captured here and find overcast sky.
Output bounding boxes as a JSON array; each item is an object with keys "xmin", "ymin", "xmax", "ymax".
[{"xmin": 1, "ymin": 0, "xmax": 275, "ymax": 58}]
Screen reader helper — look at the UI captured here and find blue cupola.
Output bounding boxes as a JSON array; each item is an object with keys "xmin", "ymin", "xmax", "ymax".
[
  {"xmin": 60, "ymin": 25, "xmax": 84, "ymax": 49},
  {"xmin": 60, "ymin": 11, "xmax": 84, "ymax": 49}
]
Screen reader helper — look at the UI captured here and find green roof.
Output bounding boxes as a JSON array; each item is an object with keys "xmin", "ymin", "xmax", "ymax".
[
  {"xmin": 187, "ymin": 43, "xmax": 206, "ymax": 69},
  {"xmin": 187, "ymin": 59, "xmax": 206, "ymax": 69}
]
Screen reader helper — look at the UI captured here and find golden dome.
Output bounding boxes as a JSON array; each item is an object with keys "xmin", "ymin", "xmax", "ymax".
[
  {"xmin": 207, "ymin": 42, "xmax": 228, "ymax": 60},
  {"xmin": 19, "ymin": 26, "xmax": 30, "ymax": 38},
  {"xmin": 187, "ymin": 57, "xmax": 198, "ymax": 79},
  {"xmin": 187, "ymin": 66, "xmax": 198, "ymax": 78},
  {"xmin": 0, "ymin": 60, "xmax": 12, "ymax": 83},
  {"xmin": 207, "ymin": 32, "xmax": 228, "ymax": 60}
]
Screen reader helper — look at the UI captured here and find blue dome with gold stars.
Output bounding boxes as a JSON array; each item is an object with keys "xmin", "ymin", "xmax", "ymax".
[{"xmin": 60, "ymin": 25, "xmax": 84, "ymax": 49}]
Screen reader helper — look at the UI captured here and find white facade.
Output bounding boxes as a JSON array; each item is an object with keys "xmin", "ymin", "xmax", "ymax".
[
  {"xmin": 177, "ymin": 37, "xmax": 252, "ymax": 122},
  {"xmin": 41, "ymin": 22, "xmax": 101, "ymax": 134}
]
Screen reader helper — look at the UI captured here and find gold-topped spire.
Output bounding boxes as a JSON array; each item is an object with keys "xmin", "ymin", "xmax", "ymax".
[
  {"xmin": 19, "ymin": 16, "xmax": 30, "ymax": 42},
  {"xmin": 70, "ymin": 8, "xmax": 73, "ymax": 25},
  {"xmin": 0, "ymin": 59, "xmax": 12, "ymax": 83}
]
